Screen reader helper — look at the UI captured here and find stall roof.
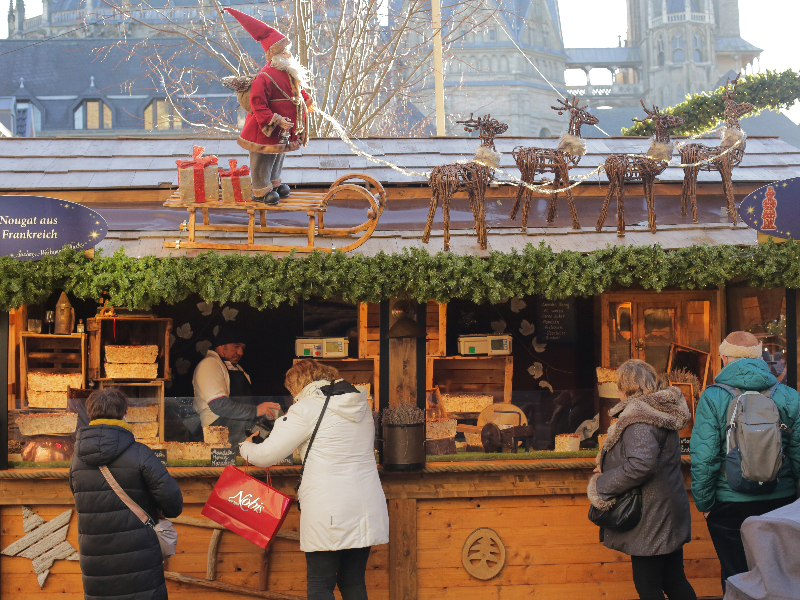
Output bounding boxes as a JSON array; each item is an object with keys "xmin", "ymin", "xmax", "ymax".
[{"xmin": 0, "ymin": 135, "xmax": 799, "ymax": 191}]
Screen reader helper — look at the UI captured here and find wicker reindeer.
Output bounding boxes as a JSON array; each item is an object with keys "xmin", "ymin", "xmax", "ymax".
[
  {"xmin": 679, "ymin": 75, "xmax": 753, "ymax": 225},
  {"xmin": 510, "ymin": 96, "xmax": 599, "ymax": 231},
  {"xmin": 423, "ymin": 114, "xmax": 508, "ymax": 251},
  {"xmin": 596, "ymin": 101, "xmax": 685, "ymax": 236}
]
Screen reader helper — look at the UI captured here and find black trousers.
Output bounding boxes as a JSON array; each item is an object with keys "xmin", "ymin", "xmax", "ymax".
[
  {"xmin": 705, "ymin": 495, "xmax": 796, "ymax": 593},
  {"xmin": 305, "ymin": 547, "xmax": 371, "ymax": 600},
  {"xmin": 630, "ymin": 547, "xmax": 697, "ymax": 600}
]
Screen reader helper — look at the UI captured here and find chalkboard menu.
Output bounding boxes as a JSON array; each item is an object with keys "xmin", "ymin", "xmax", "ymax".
[
  {"xmin": 211, "ymin": 447, "xmax": 236, "ymax": 467},
  {"xmin": 535, "ymin": 298, "xmax": 576, "ymax": 343},
  {"xmin": 152, "ymin": 449, "xmax": 167, "ymax": 464}
]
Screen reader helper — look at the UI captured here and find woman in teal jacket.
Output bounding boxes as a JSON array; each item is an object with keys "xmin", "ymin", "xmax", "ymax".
[{"xmin": 690, "ymin": 331, "xmax": 800, "ymax": 592}]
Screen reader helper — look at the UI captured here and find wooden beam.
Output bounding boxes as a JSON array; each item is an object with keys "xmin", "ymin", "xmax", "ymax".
[
  {"xmin": 164, "ymin": 571, "xmax": 304, "ymax": 600},
  {"xmin": 170, "ymin": 516, "xmax": 300, "ymax": 541},
  {"xmin": 388, "ymin": 498, "xmax": 417, "ymax": 600},
  {"xmin": 206, "ymin": 529, "xmax": 222, "ymax": 581},
  {"xmin": 257, "ymin": 545, "xmax": 271, "ymax": 591}
]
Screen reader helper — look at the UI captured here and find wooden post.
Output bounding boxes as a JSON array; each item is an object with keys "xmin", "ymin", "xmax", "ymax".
[
  {"xmin": 431, "ymin": 0, "xmax": 446, "ymax": 136},
  {"xmin": 388, "ymin": 498, "xmax": 417, "ymax": 600},
  {"xmin": 379, "ymin": 300, "xmax": 390, "ymax": 412},
  {"xmin": 415, "ymin": 302, "xmax": 427, "ymax": 411},
  {"xmin": 1, "ymin": 312, "xmax": 8, "ymax": 470}
]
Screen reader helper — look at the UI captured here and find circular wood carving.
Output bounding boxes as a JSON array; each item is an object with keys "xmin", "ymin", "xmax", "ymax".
[{"xmin": 461, "ymin": 528, "xmax": 506, "ymax": 580}]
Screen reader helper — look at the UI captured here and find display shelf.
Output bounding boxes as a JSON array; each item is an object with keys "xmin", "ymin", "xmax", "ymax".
[
  {"xmin": 358, "ymin": 301, "xmax": 446, "ymax": 358},
  {"xmin": 98, "ymin": 380, "xmax": 166, "ymax": 442},
  {"xmin": 87, "ymin": 316, "xmax": 172, "ymax": 381},
  {"xmin": 426, "ymin": 355, "xmax": 513, "ymax": 405},
  {"xmin": 20, "ymin": 333, "xmax": 87, "ymax": 404}
]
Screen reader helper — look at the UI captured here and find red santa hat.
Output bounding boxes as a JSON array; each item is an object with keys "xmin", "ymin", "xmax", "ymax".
[{"xmin": 224, "ymin": 7, "xmax": 291, "ymax": 61}]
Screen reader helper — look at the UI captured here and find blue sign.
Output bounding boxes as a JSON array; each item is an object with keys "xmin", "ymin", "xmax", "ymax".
[
  {"xmin": 739, "ymin": 177, "xmax": 800, "ymax": 239},
  {"xmin": 0, "ymin": 196, "xmax": 107, "ymax": 261}
]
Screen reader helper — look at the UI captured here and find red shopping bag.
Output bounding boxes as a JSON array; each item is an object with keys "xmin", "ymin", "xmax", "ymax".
[{"xmin": 201, "ymin": 465, "xmax": 293, "ymax": 549}]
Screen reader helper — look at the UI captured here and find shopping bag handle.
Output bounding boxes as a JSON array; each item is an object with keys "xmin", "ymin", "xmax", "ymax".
[{"xmin": 245, "ymin": 458, "xmax": 272, "ymax": 488}]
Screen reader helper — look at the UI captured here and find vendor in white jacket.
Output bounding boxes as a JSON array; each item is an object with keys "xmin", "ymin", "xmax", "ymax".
[{"xmin": 239, "ymin": 360, "xmax": 388, "ymax": 600}]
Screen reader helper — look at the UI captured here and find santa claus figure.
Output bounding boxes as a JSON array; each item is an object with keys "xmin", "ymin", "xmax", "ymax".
[{"xmin": 225, "ymin": 8, "xmax": 314, "ymax": 205}]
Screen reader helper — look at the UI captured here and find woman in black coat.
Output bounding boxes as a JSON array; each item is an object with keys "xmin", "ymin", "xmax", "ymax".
[
  {"xmin": 587, "ymin": 360, "xmax": 696, "ymax": 600},
  {"xmin": 69, "ymin": 388, "xmax": 183, "ymax": 600}
]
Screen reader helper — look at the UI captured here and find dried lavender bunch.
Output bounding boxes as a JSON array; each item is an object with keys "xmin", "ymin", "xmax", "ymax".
[{"xmin": 382, "ymin": 404, "xmax": 425, "ymax": 425}]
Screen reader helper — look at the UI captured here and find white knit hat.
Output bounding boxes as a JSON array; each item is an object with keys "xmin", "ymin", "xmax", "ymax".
[{"xmin": 719, "ymin": 331, "xmax": 762, "ymax": 359}]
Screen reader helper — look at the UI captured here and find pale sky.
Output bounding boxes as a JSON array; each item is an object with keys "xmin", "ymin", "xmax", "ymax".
[{"xmin": 4, "ymin": 0, "xmax": 799, "ymax": 122}]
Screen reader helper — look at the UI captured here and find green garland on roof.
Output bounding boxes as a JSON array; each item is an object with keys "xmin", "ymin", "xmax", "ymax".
[
  {"xmin": 622, "ymin": 70, "xmax": 800, "ymax": 137},
  {"xmin": 0, "ymin": 242, "xmax": 799, "ymax": 311}
]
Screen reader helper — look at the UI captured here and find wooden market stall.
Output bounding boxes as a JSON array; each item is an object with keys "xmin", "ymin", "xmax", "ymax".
[{"xmin": 2, "ymin": 134, "xmax": 800, "ymax": 599}]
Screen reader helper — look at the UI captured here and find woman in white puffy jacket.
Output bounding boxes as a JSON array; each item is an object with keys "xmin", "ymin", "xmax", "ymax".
[{"xmin": 239, "ymin": 360, "xmax": 389, "ymax": 600}]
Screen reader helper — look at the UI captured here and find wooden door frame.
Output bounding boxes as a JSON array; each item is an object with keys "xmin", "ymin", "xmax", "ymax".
[{"xmin": 600, "ymin": 290, "xmax": 721, "ymax": 377}]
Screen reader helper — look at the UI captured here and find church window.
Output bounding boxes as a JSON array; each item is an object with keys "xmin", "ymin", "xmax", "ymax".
[
  {"xmin": 488, "ymin": 28, "xmax": 496, "ymax": 42},
  {"xmin": 539, "ymin": 127, "xmax": 551, "ymax": 137},
  {"xmin": 693, "ymin": 34, "xmax": 703, "ymax": 62},
  {"xmin": 657, "ymin": 37, "xmax": 665, "ymax": 67},
  {"xmin": 73, "ymin": 100, "xmax": 112, "ymax": 130},
  {"xmin": 543, "ymin": 29, "xmax": 549, "ymax": 48},
  {"xmin": 144, "ymin": 99, "xmax": 182, "ymax": 131},
  {"xmin": 500, "ymin": 56, "xmax": 509, "ymax": 72},
  {"xmin": 677, "ymin": 84, "xmax": 684, "ymax": 100},
  {"xmin": 672, "ymin": 33, "xmax": 685, "ymax": 63}
]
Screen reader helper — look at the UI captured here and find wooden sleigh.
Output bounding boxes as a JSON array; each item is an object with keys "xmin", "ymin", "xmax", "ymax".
[{"xmin": 163, "ymin": 173, "xmax": 386, "ymax": 253}]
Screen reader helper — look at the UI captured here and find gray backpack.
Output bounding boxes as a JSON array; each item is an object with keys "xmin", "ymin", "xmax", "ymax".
[{"xmin": 712, "ymin": 383, "xmax": 789, "ymax": 494}]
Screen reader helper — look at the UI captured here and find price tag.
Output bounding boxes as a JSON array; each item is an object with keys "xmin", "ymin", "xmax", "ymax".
[
  {"xmin": 211, "ymin": 447, "xmax": 236, "ymax": 467},
  {"xmin": 276, "ymin": 456, "xmax": 293, "ymax": 466},
  {"xmin": 152, "ymin": 449, "xmax": 167, "ymax": 464},
  {"xmin": 680, "ymin": 438, "xmax": 691, "ymax": 455}
]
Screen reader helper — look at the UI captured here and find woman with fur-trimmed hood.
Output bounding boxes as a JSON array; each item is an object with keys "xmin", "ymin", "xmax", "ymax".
[{"xmin": 588, "ymin": 359, "xmax": 697, "ymax": 600}]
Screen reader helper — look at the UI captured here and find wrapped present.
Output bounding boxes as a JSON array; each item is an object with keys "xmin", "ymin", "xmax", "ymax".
[
  {"xmin": 219, "ymin": 159, "xmax": 252, "ymax": 203},
  {"xmin": 176, "ymin": 145, "xmax": 219, "ymax": 203}
]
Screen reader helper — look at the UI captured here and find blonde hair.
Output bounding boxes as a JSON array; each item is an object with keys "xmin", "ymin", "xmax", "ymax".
[
  {"xmin": 616, "ymin": 359, "xmax": 665, "ymax": 398},
  {"xmin": 284, "ymin": 359, "xmax": 340, "ymax": 395}
]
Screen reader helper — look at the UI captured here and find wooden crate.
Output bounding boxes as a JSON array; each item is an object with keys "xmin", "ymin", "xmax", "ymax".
[
  {"xmin": 426, "ymin": 355, "xmax": 513, "ymax": 405},
  {"xmin": 293, "ymin": 357, "xmax": 379, "ymax": 410},
  {"xmin": 20, "ymin": 333, "xmax": 87, "ymax": 403},
  {"xmin": 87, "ymin": 317, "xmax": 172, "ymax": 381},
  {"xmin": 99, "ymin": 380, "xmax": 165, "ymax": 442},
  {"xmin": 358, "ymin": 301, "xmax": 446, "ymax": 358}
]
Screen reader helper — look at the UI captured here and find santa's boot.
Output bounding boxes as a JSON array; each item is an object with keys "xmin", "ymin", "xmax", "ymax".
[
  {"xmin": 273, "ymin": 179, "xmax": 291, "ymax": 198},
  {"xmin": 253, "ymin": 186, "xmax": 280, "ymax": 205}
]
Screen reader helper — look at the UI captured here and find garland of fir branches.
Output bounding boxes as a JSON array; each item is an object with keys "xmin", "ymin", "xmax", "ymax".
[
  {"xmin": 622, "ymin": 70, "xmax": 800, "ymax": 137},
  {"xmin": 1, "ymin": 241, "xmax": 799, "ymax": 311}
]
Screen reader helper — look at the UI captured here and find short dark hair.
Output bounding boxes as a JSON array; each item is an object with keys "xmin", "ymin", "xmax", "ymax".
[{"xmin": 86, "ymin": 387, "xmax": 128, "ymax": 421}]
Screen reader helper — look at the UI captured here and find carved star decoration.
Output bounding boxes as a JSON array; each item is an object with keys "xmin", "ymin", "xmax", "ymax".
[{"xmin": 1, "ymin": 506, "xmax": 79, "ymax": 588}]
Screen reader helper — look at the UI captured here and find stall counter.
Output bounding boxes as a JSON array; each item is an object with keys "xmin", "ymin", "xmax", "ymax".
[{"xmin": 0, "ymin": 459, "xmax": 722, "ymax": 600}]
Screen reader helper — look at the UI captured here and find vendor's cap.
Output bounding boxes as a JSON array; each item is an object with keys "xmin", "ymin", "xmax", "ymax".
[
  {"xmin": 719, "ymin": 331, "xmax": 762, "ymax": 359},
  {"xmin": 224, "ymin": 7, "xmax": 290, "ymax": 61},
  {"xmin": 214, "ymin": 326, "xmax": 249, "ymax": 348}
]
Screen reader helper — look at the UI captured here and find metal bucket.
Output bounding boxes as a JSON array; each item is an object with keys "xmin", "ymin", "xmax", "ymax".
[{"xmin": 382, "ymin": 423, "xmax": 426, "ymax": 471}]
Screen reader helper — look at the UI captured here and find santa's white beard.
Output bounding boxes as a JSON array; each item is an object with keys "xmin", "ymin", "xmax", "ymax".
[{"xmin": 271, "ymin": 53, "xmax": 311, "ymax": 89}]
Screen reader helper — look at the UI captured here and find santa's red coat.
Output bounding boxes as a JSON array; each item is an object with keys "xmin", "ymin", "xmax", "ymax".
[{"xmin": 238, "ymin": 64, "xmax": 312, "ymax": 154}]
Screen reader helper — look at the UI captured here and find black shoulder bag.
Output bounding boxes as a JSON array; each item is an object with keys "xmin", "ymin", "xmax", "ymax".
[{"xmin": 294, "ymin": 381, "xmax": 335, "ymax": 512}]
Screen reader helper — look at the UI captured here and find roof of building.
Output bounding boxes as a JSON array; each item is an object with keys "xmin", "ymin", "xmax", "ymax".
[
  {"xmin": 716, "ymin": 37, "xmax": 762, "ymax": 53},
  {"xmin": 564, "ymin": 46, "xmax": 642, "ymax": 67},
  {"xmin": 0, "ymin": 134, "xmax": 797, "ymax": 191},
  {"xmin": 582, "ymin": 106, "xmax": 800, "ymax": 150}
]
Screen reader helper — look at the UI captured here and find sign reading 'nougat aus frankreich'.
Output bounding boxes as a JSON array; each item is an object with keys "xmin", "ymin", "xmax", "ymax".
[{"xmin": 0, "ymin": 196, "xmax": 107, "ymax": 261}]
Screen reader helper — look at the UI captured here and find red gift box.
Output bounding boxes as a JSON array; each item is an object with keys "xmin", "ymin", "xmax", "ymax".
[
  {"xmin": 219, "ymin": 159, "xmax": 252, "ymax": 203},
  {"xmin": 176, "ymin": 145, "xmax": 219, "ymax": 203},
  {"xmin": 201, "ymin": 465, "xmax": 293, "ymax": 549}
]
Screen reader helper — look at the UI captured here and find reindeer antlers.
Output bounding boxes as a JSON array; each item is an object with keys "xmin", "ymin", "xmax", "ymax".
[
  {"xmin": 550, "ymin": 95, "xmax": 588, "ymax": 115},
  {"xmin": 632, "ymin": 99, "xmax": 663, "ymax": 123},
  {"xmin": 725, "ymin": 73, "xmax": 742, "ymax": 97}
]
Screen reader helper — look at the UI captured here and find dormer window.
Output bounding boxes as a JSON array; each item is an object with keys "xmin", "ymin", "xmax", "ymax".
[
  {"xmin": 144, "ymin": 99, "xmax": 183, "ymax": 131},
  {"xmin": 74, "ymin": 100, "xmax": 112, "ymax": 130}
]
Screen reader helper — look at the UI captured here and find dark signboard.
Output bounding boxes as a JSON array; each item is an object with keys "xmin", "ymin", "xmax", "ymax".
[
  {"xmin": 0, "ymin": 196, "xmax": 107, "ymax": 260},
  {"xmin": 211, "ymin": 447, "xmax": 236, "ymax": 467},
  {"xmin": 739, "ymin": 177, "xmax": 800, "ymax": 239},
  {"xmin": 152, "ymin": 449, "xmax": 167, "ymax": 464},
  {"xmin": 535, "ymin": 298, "xmax": 576, "ymax": 343}
]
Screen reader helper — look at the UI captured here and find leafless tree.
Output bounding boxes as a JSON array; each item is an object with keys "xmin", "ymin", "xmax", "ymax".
[{"xmin": 92, "ymin": 0, "xmax": 500, "ymax": 137}]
